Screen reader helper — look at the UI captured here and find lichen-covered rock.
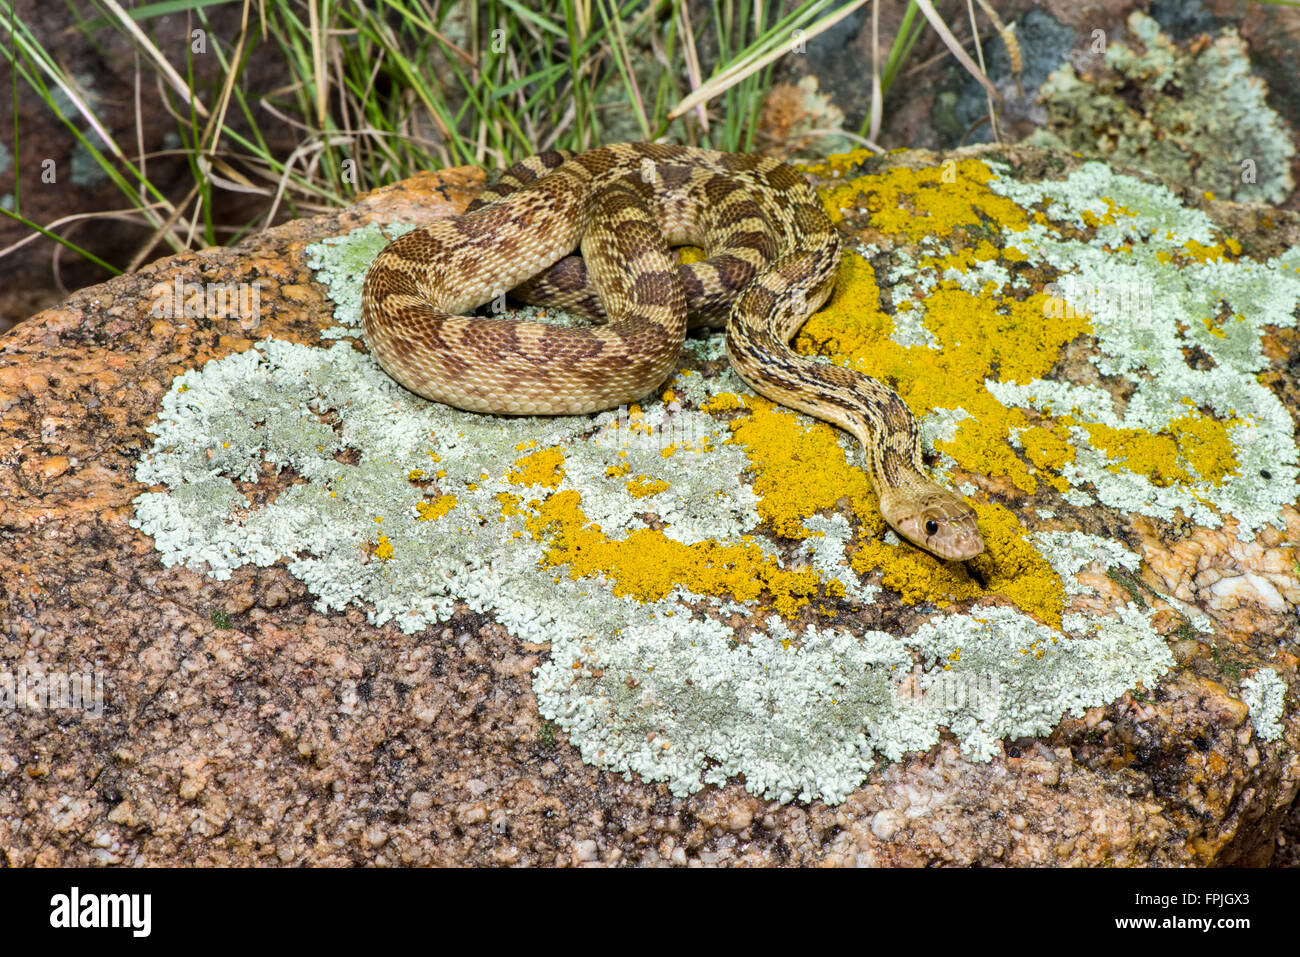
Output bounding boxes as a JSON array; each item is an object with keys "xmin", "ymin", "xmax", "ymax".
[
  {"xmin": 1, "ymin": 145, "xmax": 1297, "ymax": 866},
  {"xmin": 1031, "ymin": 10, "xmax": 1296, "ymax": 205}
]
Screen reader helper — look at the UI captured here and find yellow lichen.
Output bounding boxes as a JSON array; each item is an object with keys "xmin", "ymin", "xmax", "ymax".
[
  {"xmin": 701, "ymin": 392, "xmax": 748, "ymax": 414},
  {"xmin": 415, "ymin": 494, "xmax": 457, "ymax": 521},
  {"xmin": 523, "ymin": 490, "xmax": 829, "ymax": 617},
  {"xmin": 1183, "ymin": 239, "xmax": 1233, "ymax": 263},
  {"xmin": 818, "ymin": 159, "xmax": 1030, "ymax": 238},
  {"xmin": 798, "ymin": 148, "xmax": 876, "ymax": 181},
  {"xmin": 625, "ymin": 475, "xmax": 671, "ymax": 498},
  {"xmin": 1019, "ymin": 425, "xmax": 1076, "ymax": 472},
  {"xmin": 1018, "ymin": 424, "xmax": 1075, "ymax": 491},
  {"xmin": 795, "ymin": 247, "xmax": 1089, "ymax": 494},
  {"xmin": 507, "ymin": 447, "xmax": 566, "ymax": 488},
  {"xmin": 1080, "ymin": 421, "xmax": 1186, "ymax": 485},
  {"xmin": 1168, "ymin": 410, "xmax": 1239, "ymax": 485},
  {"xmin": 374, "ymin": 534, "xmax": 393, "ymax": 561},
  {"xmin": 707, "ymin": 392, "xmax": 877, "ymax": 539},
  {"xmin": 1077, "ymin": 408, "xmax": 1239, "ymax": 487}
]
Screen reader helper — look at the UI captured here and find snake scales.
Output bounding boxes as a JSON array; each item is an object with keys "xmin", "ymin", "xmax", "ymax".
[{"xmin": 361, "ymin": 143, "xmax": 983, "ymax": 561}]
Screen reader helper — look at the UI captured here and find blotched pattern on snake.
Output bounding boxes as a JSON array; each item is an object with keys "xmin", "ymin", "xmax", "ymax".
[{"xmin": 361, "ymin": 142, "xmax": 982, "ymax": 560}]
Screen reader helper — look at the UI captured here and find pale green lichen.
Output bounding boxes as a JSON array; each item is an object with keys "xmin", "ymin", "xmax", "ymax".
[
  {"xmin": 986, "ymin": 161, "xmax": 1300, "ymax": 538},
  {"xmin": 1241, "ymin": 669, "xmax": 1288, "ymax": 742},
  {"xmin": 69, "ymin": 140, "xmax": 109, "ymax": 188},
  {"xmin": 540, "ymin": 603, "xmax": 1172, "ymax": 802},
  {"xmin": 1032, "ymin": 10, "xmax": 1295, "ymax": 204},
  {"xmin": 304, "ymin": 223, "xmax": 419, "ymax": 338},
  {"xmin": 802, "ymin": 513, "xmax": 880, "ymax": 607}
]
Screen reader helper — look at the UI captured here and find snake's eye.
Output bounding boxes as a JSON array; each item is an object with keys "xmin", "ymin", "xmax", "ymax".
[{"xmin": 925, "ymin": 519, "xmax": 939, "ymax": 536}]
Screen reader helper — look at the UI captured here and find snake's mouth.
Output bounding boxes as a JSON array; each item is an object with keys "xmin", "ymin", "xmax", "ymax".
[{"xmin": 916, "ymin": 524, "xmax": 984, "ymax": 562}]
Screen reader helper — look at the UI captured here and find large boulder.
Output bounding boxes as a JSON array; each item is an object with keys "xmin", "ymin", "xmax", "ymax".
[{"xmin": 1, "ymin": 145, "xmax": 1295, "ymax": 866}]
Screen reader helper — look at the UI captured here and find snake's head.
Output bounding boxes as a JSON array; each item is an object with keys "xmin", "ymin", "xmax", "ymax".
[{"xmin": 881, "ymin": 489, "xmax": 984, "ymax": 562}]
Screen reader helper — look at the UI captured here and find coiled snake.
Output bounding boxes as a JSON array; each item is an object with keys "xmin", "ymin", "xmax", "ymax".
[{"xmin": 361, "ymin": 143, "xmax": 983, "ymax": 561}]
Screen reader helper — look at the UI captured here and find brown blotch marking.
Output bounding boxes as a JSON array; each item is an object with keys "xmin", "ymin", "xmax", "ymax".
[
  {"xmin": 717, "ymin": 152, "xmax": 763, "ymax": 174},
  {"xmin": 537, "ymin": 327, "xmax": 606, "ymax": 362},
  {"xmin": 459, "ymin": 318, "xmax": 522, "ymax": 362},
  {"xmin": 575, "ymin": 293, "xmax": 605, "ymax": 317},
  {"xmin": 763, "ymin": 162, "xmax": 805, "ymax": 193},
  {"xmin": 617, "ymin": 173, "xmax": 658, "ymax": 202},
  {"xmin": 609, "ymin": 319, "xmax": 675, "ymax": 362},
  {"xmin": 382, "ymin": 311, "xmax": 449, "ymax": 363},
  {"xmin": 794, "ymin": 204, "xmax": 832, "ymax": 236},
  {"xmin": 702, "ymin": 174, "xmax": 745, "ymax": 206},
  {"xmin": 454, "ymin": 215, "xmax": 499, "ymax": 240},
  {"xmin": 742, "ymin": 283, "xmax": 778, "ymax": 315},
  {"xmin": 710, "ymin": 199, "xmax": 767, "ymax": 232},
  {"xmin": 610, "ymin": 220, "xmax": 662, "ymax": 261},
  {"xmin": 389, "ymin": 228, "xmax": 448, "ymax": 263},
  {"xmin": 507, "ymin": 165, "xmax": 541, "ymax": 185},
  {"xmin": 536, "ymin": 150, "xmax": 571, "ymax": 170},
  {"xmin": 719, "ymin": 229, "xmax": 777, "ymax": 259},
  {"xmin": 437, "ymin": 348, "xmax": 472, "ymax": 379},
  {"xmin": 492, "ymin": 233, "xmax": 523, "ymax": 261},
  {"xmin": 545, "ymin": 255, "xmax": 588, "ymax": 292},
  {"xmin": 659, "ymin": 164, "xmax": 693, "ymax": 192},
  {"xmin": 364, "ymin": 262, "xmax": 419, "ymax": 299},
  {"xmin": 710, "ymin": 254, "xmax": 759, "ymax": 291},
  {"xmin": 631, "ymin": 270, "xmax": 680, "ymax": 307},
  {"xmin": 600, "ymin": 181, "xmax": 651, "ymax": 215},
  {"xmin": 679, "ymin": 265, "xmax": 707, "ymax": 302}
]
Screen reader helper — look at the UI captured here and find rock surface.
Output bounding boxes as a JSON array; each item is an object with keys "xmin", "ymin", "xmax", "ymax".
[{"xmin": 1, "ymin": 145, "xmax": 1297, "ymax": 866}]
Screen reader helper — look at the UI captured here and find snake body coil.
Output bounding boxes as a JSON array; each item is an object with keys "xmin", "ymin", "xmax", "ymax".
[{"xmin": 361, "ymin": 143, "xmax": 982, "ymax": 561}]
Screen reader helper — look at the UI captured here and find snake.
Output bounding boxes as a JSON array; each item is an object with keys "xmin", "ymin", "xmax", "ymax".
[{"xmin": 360, "ymin": 142, "xmax": 983, "ymax": 561}]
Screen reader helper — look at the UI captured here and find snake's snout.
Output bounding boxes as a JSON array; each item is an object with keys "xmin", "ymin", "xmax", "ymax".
[{"xmin": 926, "ymin": 521, "xmax": 984, "ymax": 562}]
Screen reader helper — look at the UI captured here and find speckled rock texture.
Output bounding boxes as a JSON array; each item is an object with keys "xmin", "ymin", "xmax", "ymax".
[{"xmin": 1, "ymin": 145, "xmax": 1297, "ymax": 866}]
